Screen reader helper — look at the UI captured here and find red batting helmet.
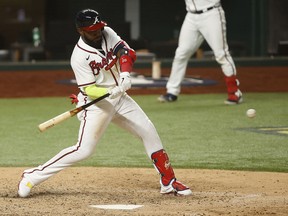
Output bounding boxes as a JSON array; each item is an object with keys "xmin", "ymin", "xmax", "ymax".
[{"xmin": 75, "ymin": 9, "xmax": 107, "ymax": 31}]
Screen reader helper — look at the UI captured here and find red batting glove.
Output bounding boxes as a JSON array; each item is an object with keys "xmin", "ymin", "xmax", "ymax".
[{"xmin": 69, "ymin": 94, "xmax": 79, "ymax": 104}]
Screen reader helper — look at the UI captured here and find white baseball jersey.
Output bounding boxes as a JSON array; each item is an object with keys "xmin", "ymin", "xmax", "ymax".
[
  {"xmin": 185, "ymin": 0, "xmax": 220, "ymax": 12},
  {"xmin": 71, "ymin": 27, "xmax": 122, "ymax": 90},
  {"xmin": 21, "ymin": 26, "xmax": 164, "ymax": 186}
]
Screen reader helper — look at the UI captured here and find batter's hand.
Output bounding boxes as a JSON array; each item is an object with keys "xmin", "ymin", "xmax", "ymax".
[
  {"xmin": 119, "ymin": 72, "xmax": 131, "ymax": 92},
  {"xmin": 69, "ymin": 94, "xmax": 79, "ymax": 104},
  {"xmin": 108, "ymin": 86, "xmax": 123, "ymax": 99}
]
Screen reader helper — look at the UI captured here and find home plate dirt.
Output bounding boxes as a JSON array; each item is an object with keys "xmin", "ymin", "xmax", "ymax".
[{"xmin": 1, "ymin": 167, "xmax": 288, "ymax": 215}]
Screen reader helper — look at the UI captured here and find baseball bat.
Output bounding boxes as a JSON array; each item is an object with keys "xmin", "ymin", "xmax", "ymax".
[{"xmin": 38, "ymin": 93, "xmax": 110, "ymax": 132}]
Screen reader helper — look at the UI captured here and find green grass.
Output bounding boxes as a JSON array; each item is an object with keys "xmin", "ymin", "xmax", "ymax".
[{"xmin": 1, "ymin": 93, "xmax": 287, "ymax": 172}]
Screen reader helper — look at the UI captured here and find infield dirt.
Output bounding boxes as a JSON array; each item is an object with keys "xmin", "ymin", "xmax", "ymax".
[{"xmin": 1, "ymin": 167, "xmax": 288, "ymax": 215}]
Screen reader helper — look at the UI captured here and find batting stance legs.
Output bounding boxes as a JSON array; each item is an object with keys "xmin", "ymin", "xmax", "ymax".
[{"xmin": 18, "ymin": 94, "xmax": 192, "ymax": 197}]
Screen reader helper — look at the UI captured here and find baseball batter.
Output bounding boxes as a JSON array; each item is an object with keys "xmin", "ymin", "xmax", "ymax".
[
  {"xmin": 18, "ymin": 9, "xmax": 192, "ymax": 197},
  {"xmin": 158, "ymin": 0, "xmax": 243, "ymax": 104}
]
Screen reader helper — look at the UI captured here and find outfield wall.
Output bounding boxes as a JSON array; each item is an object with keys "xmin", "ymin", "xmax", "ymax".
[{"xmin": 0, "ymin": 57, "xmax": 288, "ymax": 71}]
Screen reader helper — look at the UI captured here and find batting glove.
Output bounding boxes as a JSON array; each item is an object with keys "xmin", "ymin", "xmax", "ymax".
[
  {"xmin": 69, "ymin": 94, "xmax": 79, "ymax": 104},
  {"xmin": 108, "ymin": 86, "xmax": 123, "ymax": 99},
  {"xmin": 119, "ymin": 72, "xmax": 131, "ymax": 92}
]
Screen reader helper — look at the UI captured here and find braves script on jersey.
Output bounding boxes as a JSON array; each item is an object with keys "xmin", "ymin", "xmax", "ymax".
[
  {"xmin": 18, "ymin": 9, "xmax": 192, "ymax": 198},
  {"xmin": 71, "ymin": 27, "xmax": 122, "ymax": 92}
]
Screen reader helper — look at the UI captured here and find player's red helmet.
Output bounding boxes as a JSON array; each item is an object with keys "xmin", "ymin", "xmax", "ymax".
[{"xmin": 75, "ymin": 9, "xmax": 107, "ymax": 31}]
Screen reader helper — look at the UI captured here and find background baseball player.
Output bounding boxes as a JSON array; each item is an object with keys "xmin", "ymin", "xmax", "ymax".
[
  {"xmin": 18, "ymin": 9, "xmax": 192, "ymax": 197},
  {"xmin": 158, "ymin": 0, "xmax": 243, "ymax": 105}
]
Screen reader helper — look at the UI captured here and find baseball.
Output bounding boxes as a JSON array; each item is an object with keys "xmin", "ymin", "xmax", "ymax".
[{"xmin": 246, "ymin": 109, "xmax": 256, "ymax": 118}]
